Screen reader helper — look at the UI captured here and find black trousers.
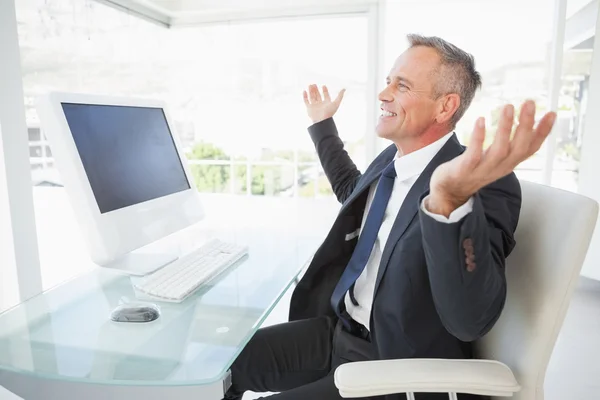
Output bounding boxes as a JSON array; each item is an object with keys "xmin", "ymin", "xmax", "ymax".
[
  {"xmin": 224, "ymin": 316, "xmax": 376, "ymax": 399},
  {"xmin": 223, "ymin": 316, "xmax": 484, "ymax": 400}
]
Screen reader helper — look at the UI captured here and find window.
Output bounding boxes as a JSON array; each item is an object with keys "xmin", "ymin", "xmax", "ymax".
[
  {"xmin": 29, "ymin": 145, "xmax": 42, "ymax": 158},
  {"xmin": 383, "ymin": 0, "xmax": 565, "ymax": 186},
  {"xmin": 550, "ymin": 0, "xmax": 597, "ymax": 192},
  {"xmin": 28, "ymin": 127, "xmax": 40, "ymax": 141},
  {"xmin": 18, "ymin": 1, "xmax": 369, "ymax": 199},
  {"xmin": 171, "ymin": 18, "xmax": 368, "ymax": 197},
  {"xmin": 16, "ymin": 0, "xmax": 370, "ymax": 289}
]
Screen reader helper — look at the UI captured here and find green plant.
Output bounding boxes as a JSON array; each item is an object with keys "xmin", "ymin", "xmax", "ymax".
[{"xmin": 186, "ymin": 142, "xmax": 230, "ymax": 193}]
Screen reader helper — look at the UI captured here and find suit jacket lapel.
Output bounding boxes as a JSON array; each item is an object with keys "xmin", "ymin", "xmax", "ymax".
[
  {"xmin": 339, "ymin": 144, "xmax": 397, "ymax": 216},
  {"xmin": 373, "ymin": 134, "xmax": 465, "ymax": 295}
]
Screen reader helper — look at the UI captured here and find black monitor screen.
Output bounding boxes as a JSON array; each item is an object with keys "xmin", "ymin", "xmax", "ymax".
[{"xmin": 61, "ymin": 103, "xmax": 190, "ymax": 214}]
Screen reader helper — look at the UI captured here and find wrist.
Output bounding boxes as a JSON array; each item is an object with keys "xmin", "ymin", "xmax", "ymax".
[
  {"xmin": 426, "ymin": 189, "xmax": 470, "ymax": 218},
  {"xmin": 310, "ymin": 114, "xmax": 333, "ymax": 124}
]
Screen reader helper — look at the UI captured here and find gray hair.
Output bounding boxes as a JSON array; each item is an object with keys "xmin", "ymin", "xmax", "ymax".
[{"xmin": 407, "ymin": 34, "xmax": 482, "ymax": 130}]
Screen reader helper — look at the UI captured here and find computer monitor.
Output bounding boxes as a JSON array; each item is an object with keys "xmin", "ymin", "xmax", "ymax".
[{"xmin": 36, "ymin": 92, "xmax": 205, "ymax": 276}]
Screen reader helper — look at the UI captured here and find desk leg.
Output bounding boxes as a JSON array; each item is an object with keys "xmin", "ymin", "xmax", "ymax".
[{"xmin": 0, "ymin": 370, "xmax": 231, "ymax": 400}]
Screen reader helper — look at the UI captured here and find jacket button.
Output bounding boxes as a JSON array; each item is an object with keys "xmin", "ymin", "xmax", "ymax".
[
  {"xmin": 464, "ymin": 238, "xmax": 475, "ymax": 271},
  {"xmin": 463, "ymin": 238, "xmax": 473, "ymax": 250},
  {"xmin": 466, "ymin": 261, "xmax": 477, "ymax": 272}
]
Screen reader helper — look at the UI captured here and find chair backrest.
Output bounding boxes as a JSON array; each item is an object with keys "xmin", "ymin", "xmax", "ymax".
[{"xmin": 477, "ymin": 181, "xmax": 598, "ymax": 400}]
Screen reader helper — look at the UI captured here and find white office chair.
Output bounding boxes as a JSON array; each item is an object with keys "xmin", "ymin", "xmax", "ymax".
[{"xmin": 334, "ymin": 181, "xmax": 599, "ymax": 399}]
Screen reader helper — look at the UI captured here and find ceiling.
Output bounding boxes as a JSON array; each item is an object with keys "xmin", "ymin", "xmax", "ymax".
[
  {"xmin": 95, "ymin": 0, "xmax": 375, "ymax": 27},
  {"xmin": 96, "ymin": 0, "xmax": 598, "ymax": 48}
]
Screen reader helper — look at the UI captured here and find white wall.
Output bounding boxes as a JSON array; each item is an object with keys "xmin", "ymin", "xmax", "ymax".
[{"xmin": 576, "ymin": 6, "xmax": 600, "ymax": 280}]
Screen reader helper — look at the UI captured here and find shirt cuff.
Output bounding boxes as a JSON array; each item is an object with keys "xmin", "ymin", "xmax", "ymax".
[{"xmin": 421, "ymin": 196, "xmax": 474, "ymax": 223}]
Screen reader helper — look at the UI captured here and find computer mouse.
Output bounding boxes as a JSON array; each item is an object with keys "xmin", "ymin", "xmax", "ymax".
[{"xmin": 110, "ymin": 303, "xmax": 160, "ymax": 323}]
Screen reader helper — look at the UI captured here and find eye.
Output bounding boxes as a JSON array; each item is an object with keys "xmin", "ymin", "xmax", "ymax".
[{"xmin": 398, "ymin": 83, "xmax": 409, "ymax": 91}]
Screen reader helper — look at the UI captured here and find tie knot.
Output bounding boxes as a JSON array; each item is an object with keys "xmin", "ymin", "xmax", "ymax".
[{"xmin": 381, "ymin": 161, "xmax": 397, "ymax": 179}]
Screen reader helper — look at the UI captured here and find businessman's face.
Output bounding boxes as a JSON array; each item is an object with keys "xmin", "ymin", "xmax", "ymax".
[{"xmin": 376, "ymin": 46, "xmax": 446, "ymax": 148}]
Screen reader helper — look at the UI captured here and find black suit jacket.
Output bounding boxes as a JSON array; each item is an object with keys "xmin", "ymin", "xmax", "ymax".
[{"xmin": 289, "ymin": 118, "xmax": 521, "ymax": 400}]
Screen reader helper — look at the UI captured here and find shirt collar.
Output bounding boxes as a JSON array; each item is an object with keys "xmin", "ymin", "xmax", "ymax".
[{"xmin": 393, "ymin": 131, "xmax": 454, "ymax": 182}]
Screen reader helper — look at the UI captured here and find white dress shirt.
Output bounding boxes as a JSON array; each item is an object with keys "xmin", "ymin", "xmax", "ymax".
[{"xmin": 345, "ymin": 132, "xmax": 474, "ymax": 330}]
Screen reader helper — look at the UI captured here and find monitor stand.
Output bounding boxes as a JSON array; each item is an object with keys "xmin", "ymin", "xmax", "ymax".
[{"xmin": 99, "ymin": 250, "xmax": 178, "ymax": 276}]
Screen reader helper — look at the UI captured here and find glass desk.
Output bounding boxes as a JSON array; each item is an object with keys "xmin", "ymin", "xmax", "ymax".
[{"xmin": 0, "ymin": 195, "xmax": 339, "ymax": 400}]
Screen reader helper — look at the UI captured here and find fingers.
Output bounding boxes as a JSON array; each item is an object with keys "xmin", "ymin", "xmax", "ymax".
[
  {"xmin": 508, "ymin": 100, "xmax": 537, "ymax": 162},
  {"xmin": 323, "ymin": 85, "xmax": 331, "ymax": 102},
  {"xmin": 455, "ymin": 101, "xmax": 554, "ymax": 190},
  {"xmin": 334, "ymin": 88, "xmax": 346, "ymax": 106},
  {"xmin": 303, "ymin": 90, "xmax": 309, "ymax": 106},
  {"xmin": 463, "ymin": 117, "xmax": 486, "ymax": 169},
  {"xmin": 309, "ymin": 84, "xmax": 322, "ymax": 103},
  {"xmin": 488, "ymin": 104, "xmax": 514, "ymax": 158},
  {"xmin": 305, "ymin": 84, "xmax": 343, "ymax": 106},
  {"xmin": 528, "ymin": 111, "xmax": 557, "ymax": 154}
]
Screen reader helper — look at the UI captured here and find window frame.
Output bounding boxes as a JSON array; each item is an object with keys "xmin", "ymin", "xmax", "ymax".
[{"xmin": 0, "ymin": 0, "xmax": 43, "ymax": 307}]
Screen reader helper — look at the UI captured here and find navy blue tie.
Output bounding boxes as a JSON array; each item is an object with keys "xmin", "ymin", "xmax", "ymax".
[{"xmin": 330, "ymin": 161, "xmax": 397, "ymax": 326}]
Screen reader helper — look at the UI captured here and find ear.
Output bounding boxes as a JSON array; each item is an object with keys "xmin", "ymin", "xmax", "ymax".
[{"xmin": 435, "ymin": 94, "xmax": 461, "ymax": 126}]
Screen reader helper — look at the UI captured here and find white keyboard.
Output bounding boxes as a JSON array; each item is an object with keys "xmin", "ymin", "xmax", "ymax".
[{"xmin": 133, "ymin": 239, "xmax": 248, "ymax": 302}]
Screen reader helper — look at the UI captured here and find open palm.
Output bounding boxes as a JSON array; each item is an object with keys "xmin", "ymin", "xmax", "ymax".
[
  {"xmin": 303, "ymin": 84, "xmax": 346, "ymax": 124},
  {"xmin": 430, "ymin": 100, "xmax": 557, "ymax": 204}
]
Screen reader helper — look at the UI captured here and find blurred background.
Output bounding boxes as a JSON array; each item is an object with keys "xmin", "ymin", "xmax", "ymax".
[{"xmin": 17, "ymin": 0, "xmax": 595, "ymax": 197}]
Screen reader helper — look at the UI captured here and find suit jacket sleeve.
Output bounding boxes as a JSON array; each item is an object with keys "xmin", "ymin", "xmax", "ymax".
[
  {"xmin": 308, "ymin": 118, "xmax": 362, "ymax": 204},
  {"xmin": 418, "ymin": 173, "xmax": 521, "ymax": 342}
]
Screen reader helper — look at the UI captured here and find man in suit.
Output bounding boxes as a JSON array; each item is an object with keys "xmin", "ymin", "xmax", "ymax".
[{"xmin": 224, "ymin": 34, "xmax": 556, "ymax": 400}]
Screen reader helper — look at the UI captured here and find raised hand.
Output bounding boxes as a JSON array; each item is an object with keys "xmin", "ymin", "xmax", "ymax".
[
  {"xmin": 303, "ymin": 84, "xmax": 346, "ymax": 124},
  {"xmin": 427, "ymin": 100, "xmax": 557, "ymax": 217}
]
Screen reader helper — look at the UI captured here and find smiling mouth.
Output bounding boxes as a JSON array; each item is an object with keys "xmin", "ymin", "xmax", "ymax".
[{"xmin": 381, "ymin": 110, "xmax": 397, "ymax": 117}]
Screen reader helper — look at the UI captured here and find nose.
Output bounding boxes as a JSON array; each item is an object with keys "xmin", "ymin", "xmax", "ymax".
[{"xmin": 378, "ymin": 84, "xmax": 393, "ymax": 103}]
